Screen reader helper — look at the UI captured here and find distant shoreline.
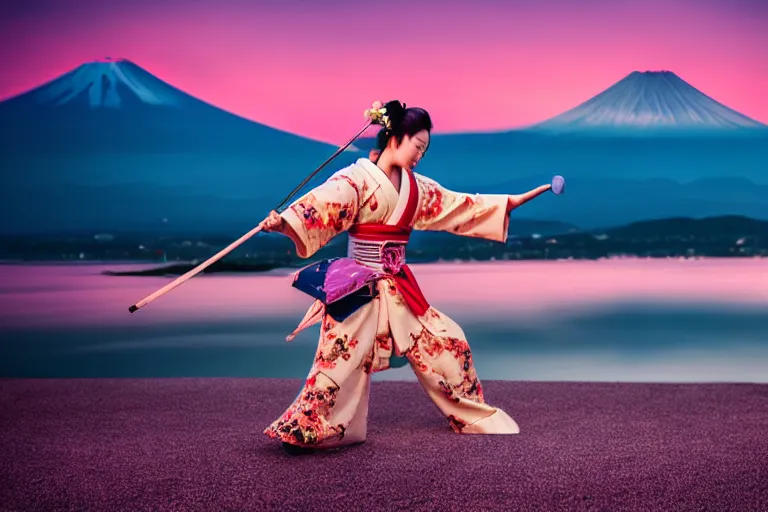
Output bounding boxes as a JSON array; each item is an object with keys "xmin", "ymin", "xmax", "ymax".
[
  {"xmin": 1, "ymin": 214, "xmax": 765, "ymax": 266},
  {"xmin": 101, "ymin": 260, "xmax": 290, "ymax": 276},
  {"xmin": 0, "ymin": 255, "xmax": 765, "ymax": 278},
  {"xmin": 106, "ymin": 255, "xmax": 768, "ymax": 277}
]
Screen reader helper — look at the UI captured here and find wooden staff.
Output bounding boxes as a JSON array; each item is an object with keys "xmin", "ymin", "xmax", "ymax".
[{"xmin": 128, "ymin": 119, "xmax": 374, "ymax": 313}]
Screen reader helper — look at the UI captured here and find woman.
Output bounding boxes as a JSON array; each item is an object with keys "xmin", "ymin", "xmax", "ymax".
[{"xmin": 260, "ymin": 101, "xmax": 564, "ymax": 455}]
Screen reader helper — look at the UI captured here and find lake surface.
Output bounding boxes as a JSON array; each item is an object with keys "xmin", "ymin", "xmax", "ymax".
[{"xmin": 1, "ymin": 258, "xmax": 767, "ymax": 382}]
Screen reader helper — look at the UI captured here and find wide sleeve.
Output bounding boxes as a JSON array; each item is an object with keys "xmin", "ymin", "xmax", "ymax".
[
  {"xmin": 279, "ymin": 169, "xmax": 362, "ymax": 258},
  {"xmin": 413, "ymin": 175, "xmax": 510, "ymax": 243}
]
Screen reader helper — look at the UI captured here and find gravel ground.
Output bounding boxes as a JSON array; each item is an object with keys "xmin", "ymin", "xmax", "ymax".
[{"xmin": 1, "ymin": 379, "xmax": 766, "ymax": 511}]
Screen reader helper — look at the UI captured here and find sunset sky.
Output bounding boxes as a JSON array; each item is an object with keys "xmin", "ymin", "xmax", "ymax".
[{"xmin": 2, "ymin": 0, "xmax": 766, "ymax": 143}]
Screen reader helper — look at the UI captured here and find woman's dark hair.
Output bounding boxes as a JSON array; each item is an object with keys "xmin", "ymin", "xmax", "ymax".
[{"xmin": 375, "ymin": 101, "xmax": 433, "ymax": 151}]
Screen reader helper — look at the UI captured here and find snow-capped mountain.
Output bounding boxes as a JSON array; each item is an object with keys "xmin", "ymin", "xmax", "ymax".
[
  {"xmin": 531, "ymin": 71, "xmax": 766, "ymax": 133},
  {"xmin": 1, "ymin": 61, "xmax": 765, "ymax": 234},
  {"xmin": 0, "ymin": 58, "xmax": 365, "ymax": 234},
  {"xmin": 0, "ymin": 58, "xmax": 336, "ymax": 153},
  {"xmin": 21, "ymin": 57, "xmax": 190, "ymax": 109}
]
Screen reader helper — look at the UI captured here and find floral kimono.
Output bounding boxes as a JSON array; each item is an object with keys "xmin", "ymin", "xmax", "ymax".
[{"xmin": 264, "ymin": 157, "xmax": 520, "ymax": 448}]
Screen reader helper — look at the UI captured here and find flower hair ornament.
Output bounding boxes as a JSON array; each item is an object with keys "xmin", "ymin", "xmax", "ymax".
[{"xmin": 364, "ymin": 100, "xmax": 406, "ymax": 131}]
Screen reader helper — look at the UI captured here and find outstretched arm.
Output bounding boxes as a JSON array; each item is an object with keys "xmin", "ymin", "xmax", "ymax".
[
  {"xmin": 413, "ymin": 175, "xmax": 510, "ymax": 242},
  {"xmin": 414, "ymin": 175, "xmax": 563, "ymax": 243},
  {"xmin": 507, "ymin": 183, "xmax": 552, "ymax": 212}
]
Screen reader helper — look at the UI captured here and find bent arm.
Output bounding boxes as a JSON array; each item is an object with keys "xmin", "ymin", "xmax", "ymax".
[{"xmin": 277, "ymin": 170, "xmax": 362, "ymax": 258}]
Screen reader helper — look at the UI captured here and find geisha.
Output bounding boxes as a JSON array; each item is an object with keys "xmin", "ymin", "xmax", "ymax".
[{"xmin": 260, "ymin": 100, "xmax": 565, "ymax": 455}]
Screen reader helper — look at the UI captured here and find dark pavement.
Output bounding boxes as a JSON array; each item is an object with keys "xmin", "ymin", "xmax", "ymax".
[{"xmin": 1, "ymin": 379, "xmax": 766, "ymax": 511}]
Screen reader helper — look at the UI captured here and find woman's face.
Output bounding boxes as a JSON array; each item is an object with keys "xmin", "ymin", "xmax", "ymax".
[{"xmin": 391, "ymin": 129, "xmax": 430, "ymax": 170}]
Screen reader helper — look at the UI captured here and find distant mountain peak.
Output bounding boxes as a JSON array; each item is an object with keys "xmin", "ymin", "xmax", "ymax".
[
  {"xmin": 0, "ymin": 59, "xmax": 339, "ymax": 153},
  {"xmin": 632, "ymin": 70, "xmax": 673, "ymax": 75},
  {"xmin": 18, "ymin": 59, "xmax": 189, "ymax": 110},
  {"xmin": 90, "ymin": 57, "xmax": 132, "ymax": 64},
  {"xmin": 531, "ymin": 70, "xmax": 766, "ymax": 133}
]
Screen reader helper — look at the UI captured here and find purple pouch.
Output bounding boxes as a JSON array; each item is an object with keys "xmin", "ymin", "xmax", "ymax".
[{"xmin": 324, "ymin": 258, "xmax": 382, "ymax": 304}]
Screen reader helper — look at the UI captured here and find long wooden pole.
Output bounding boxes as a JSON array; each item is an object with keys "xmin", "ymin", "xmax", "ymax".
[{"xmin": 128, "ymin": 119, "xmax": 373, "ymax": 313}]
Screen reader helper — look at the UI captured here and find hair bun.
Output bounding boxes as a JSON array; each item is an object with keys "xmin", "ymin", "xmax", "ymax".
[{"xmin": 383, "ymin": 100, "xmax": 407, "ymax": 129}]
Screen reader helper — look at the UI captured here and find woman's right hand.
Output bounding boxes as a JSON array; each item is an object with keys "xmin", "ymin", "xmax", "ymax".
[{"xmin": 259, "ymin": 210, "xmax": 285, "ymax": 232}]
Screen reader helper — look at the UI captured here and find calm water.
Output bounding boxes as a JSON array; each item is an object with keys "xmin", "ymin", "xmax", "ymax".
[{"xmin": 1, "ymin": 259, "xmax": 767, "ymax": 382}]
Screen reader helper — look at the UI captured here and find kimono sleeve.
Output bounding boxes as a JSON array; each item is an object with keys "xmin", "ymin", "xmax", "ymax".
[
  {"xmin": 413, "ymin": 175, "xmax": 510, "ymax": 243},
  {"xmin": 279, "ymin": 169, "xmax": 362, "ymax": 258}
]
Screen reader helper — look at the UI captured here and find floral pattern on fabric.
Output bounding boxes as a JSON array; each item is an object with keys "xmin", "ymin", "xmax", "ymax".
[
  {"xmin": 371, "ymin": 333, "xmax": 395, "ymax": 373},
  {"xmin": 280, "ymin": 168, "xmax": 366, "ymax": 258},
  {"xmin": 448, "ymin": 415, "xmax": 468, "ymax": 433},
  {"xmin": 382, "ymin": 277, "xmax": 405, "ymax": 307},
  {"xmin": 330, "ymin": 174, "xmax": 361, "ymax": 204},
  {"xmin": 408, "ymin": 326, "xmax": 485, "ymax": 406},
  {"xmin": 295, "ymin": 199, "xmax": 355, "ymax": 234},
  {"xmin": 314, "ymin": 317, "xmax": 360, "ymax": 370},
  {"xmin": 359, "ymin": 350, "xmax": 375, "ymax": 374},
  {"xmin": 418, "ymin": 183, "xmax": 444, "ymax": 220},
  {"xmin": 264, "ymin": 372, "xmax": 346, "ymax": 446},
  {"xmin": 413, "ymin": 174, "xmax": 510, "ymax": 243},
  {"xmin": 381, "ymin": 243, "xmax": 406, "ymax": 274}
]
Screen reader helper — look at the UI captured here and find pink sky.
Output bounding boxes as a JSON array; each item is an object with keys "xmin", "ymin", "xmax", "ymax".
[{"xmin": 1, "ymin": 0, "xmax": 766, "ymax": 143}]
